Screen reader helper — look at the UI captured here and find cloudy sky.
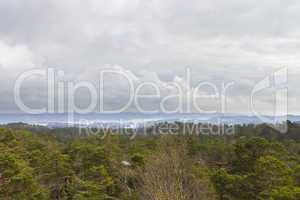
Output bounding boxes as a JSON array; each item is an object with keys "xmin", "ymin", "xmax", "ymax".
[{"xmin": 0, "ymin": 0, "xmax": 299, "ymax": 114}]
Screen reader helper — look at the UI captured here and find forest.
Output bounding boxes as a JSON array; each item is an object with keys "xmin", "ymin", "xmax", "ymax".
[{"xmin": 1, "ymin": 121, "xmax": 300, "ymax": 200}]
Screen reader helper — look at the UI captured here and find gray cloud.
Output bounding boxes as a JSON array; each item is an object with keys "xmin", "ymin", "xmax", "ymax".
[{"xmin": 0, "ymin": 0, "xmax": 299, "ymax": 114}]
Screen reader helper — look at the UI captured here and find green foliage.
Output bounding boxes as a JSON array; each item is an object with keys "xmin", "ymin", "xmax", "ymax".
[
  {"xmin": 0, "ymin": 152, "xmax": 47, "ymax": 199},
  {"xmin": 293, "ymin": 164, "xmax": 300, "ymax": 186},
  {"xmin": 269, "ymin": 186, "xmax": 300, "ymax": 200},
  {"xmin": 211, "ymin": 136, "xmax": 300, "ymax": 200},
  {"xmin": 1, "ymin": 122, "xmax": 300, "ymax": 200},
  {"xmin": 130, "ymin": 153, "xmax": 145, "ymax": 167},
  {"xmin": 231, "ymin": 137, "xmax": 270, "ymax": 173},
  {"xmin": 254, "ymin": 156, "xmax": 293, "ymax": 190},
  {"xmin": 212, "ymin": 168, "xmax": 242, "ymax": 200}
]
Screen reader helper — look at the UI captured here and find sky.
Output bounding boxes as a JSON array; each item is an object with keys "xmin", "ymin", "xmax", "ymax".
[{"xmin": 0, "ymin": 0, "xmax": 299, "ymax": 115}]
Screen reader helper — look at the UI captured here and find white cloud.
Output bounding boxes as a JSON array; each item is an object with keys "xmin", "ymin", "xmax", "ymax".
[
  {"xmin": 0, "ymin": 41, "xmax": 38, "ymax": 71},
  {"xmin": 0, "ymin": 0, "xmax": 299, "ymax": 114}
]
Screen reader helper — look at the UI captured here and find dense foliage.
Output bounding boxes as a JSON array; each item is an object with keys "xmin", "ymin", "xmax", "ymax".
[{"xmin": 0, "ymin": 121, "xmax": 300, "ymax": 199}]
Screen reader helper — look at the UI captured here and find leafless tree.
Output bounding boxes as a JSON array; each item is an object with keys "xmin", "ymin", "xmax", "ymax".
[{"xmin": 137, "ymin": 139, "xmax": 216, "ymax": 200}]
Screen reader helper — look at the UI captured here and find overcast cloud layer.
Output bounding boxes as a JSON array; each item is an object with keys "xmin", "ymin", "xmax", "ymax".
[{"xmin": 0, "ymin": 0, "xmax": 299, "ymax": 114}]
